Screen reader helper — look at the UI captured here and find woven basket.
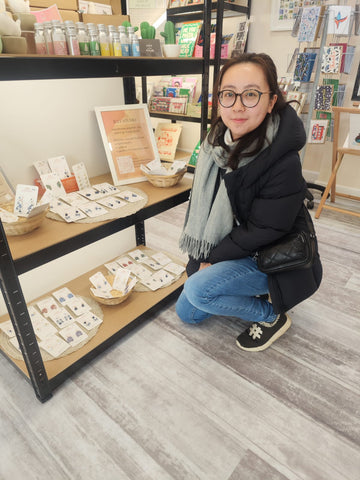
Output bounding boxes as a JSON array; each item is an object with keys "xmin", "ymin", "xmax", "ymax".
[
  {"xmin": 2, "ymin": 204, "xmax": 48, "ymax": 236},
  {"xmin": 143, "ymin": 167, "xmax": 187, "ymax": 188},
  {"xmin": 89, "ymin": 275, "xmax": 134, "ymax": 306}
]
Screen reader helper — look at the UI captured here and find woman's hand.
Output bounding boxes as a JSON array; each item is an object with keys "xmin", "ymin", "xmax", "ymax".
[{"xmin": 199, "ymin": 262, "xmax": 212, "ymax": 270}]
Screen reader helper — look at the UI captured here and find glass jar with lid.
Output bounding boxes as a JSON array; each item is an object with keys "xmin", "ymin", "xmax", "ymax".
[
  {"xmin": 97, "ymin": 24, "xmax": 110, "ymax": 56},
  {"xmin": 76, "ymin": 22, "xmax": 90, "ymax": 56},
  {"xmin": 43, "ymin": 21, "xmax": 54, "ymax": 55},
  {"xmin": 51, "ymin": 20, "xmax": 68, "ymax": 55},
  {"xmin": 34, "ymin": 23, "xmax": 47, "ymax": 55},
  {"xmin": 65, "ymin": 24, "xmax": 80, "ymax": 56},
  {"xmin": 87, "ymin": 25, "xmax": 101, "ymax": 56}
]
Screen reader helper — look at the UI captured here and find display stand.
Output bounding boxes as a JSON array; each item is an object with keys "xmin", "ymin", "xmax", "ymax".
[
  {"xmin": 315, "ymin": 106, "xmax": 360, "ymax": 219},
  {"xmin": 0, "ymin": 171, "xmax": 192, "ymax": 402}
]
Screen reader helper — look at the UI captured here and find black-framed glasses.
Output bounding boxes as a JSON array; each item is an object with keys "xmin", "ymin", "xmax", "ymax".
[{"xmin": 218, "ymin": 89, "xmax": 271, "ymax": 108}]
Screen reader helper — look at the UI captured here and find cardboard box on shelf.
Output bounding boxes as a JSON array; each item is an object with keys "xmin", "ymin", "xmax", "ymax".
[
  {"xmin": 29, "ymin": 0, "xmax": 77, "ymax": 9},
  {"xmin": 78, "ymin": 0, "xmax": 123, "ymax": 15},
  {"xmin": 59, "ymin": 9, "xmax": 80, "ymax": 22},
  {"xmin": 30, "ymin": 7, "xmax": 80, "ymax": 22},
  {"xmin": 81, "ymin": 13, "xmax": 129, "ymax": 26}
]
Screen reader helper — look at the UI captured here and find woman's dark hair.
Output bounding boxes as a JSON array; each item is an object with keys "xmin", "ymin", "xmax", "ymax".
[{"xmin": 208, "ymin": 53, "xmax": 287, "ymax": 170}]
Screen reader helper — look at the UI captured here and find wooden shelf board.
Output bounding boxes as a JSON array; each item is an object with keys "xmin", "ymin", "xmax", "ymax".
[
  {"xmin": 0, "ymin": 246, "xmax": 186, "ymax": 382},
  {"xmin": 7, "ymin": 173, "xmax": 192, "ymax": 262}
]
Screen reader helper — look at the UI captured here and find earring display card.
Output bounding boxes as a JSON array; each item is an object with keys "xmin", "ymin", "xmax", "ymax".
[
  {"xmin": 40, "ymin": 172, "xmax": 67, "ymax": 197},
  {"xmin": 72, "ymin": 162, "xmax": 91, "ymax": 190},
  {"xmin": 14, "ymin": 184, "xmax": 39, "ymax": 217},
  {"xmin": 47, "ymin": 155, "xmax": 71, "ymax": 179},
  {"xmin": 0, "ymin": 290, "xmax": 104, "ymax": 361}
]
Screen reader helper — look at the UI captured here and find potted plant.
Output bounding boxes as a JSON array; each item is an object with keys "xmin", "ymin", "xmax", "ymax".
[{"xmin": 160, "ymin": 21, "xmax": 180, "ymax": 57}]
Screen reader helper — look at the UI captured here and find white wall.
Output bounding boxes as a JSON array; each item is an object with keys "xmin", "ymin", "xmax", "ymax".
[{"xmin": 0, "ymin": 77, "xmax": 125, "ymax": 186}]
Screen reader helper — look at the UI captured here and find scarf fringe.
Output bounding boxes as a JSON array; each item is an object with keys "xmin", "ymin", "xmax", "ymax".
[{"xmin": 179, "ymin": 232, "xmax": 215, "ymax": 260}]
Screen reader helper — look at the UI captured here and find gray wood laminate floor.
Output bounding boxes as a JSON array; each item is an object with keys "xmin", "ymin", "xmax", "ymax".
[{"xmin": 1, "ymin": 190, "xmax": 359, "ymax": 480}]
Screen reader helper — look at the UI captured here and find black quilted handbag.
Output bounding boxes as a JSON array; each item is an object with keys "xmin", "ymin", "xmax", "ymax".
[{"xmin": 257, "ymin": 206, "xmax": 316, "ymax": 274}]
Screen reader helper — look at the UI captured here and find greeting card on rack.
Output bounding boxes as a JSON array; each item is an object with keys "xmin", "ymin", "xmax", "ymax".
[
  {"xmin": 293, "ymin": 52, "xmax": 317, "ymax": 82},
  {"xmin": 315, "ymin": 85, "xmax": 333, "ymax": 111},
  {"xmin": 329, "ymin": 42, "xmax": 348, "ymax": 73},
  {"xmin": 323, "ymin": 78, "xmax": 339, "ymax": 106},
  {"xmin": 298, "ymin": 6, "xmax": 323, "ymax": 43},
  {"xmin": 327, "ymin": 6, "xmax": 352, "ymax": 36},
  {"xmin": 316, "ymin": 111, "xmax": 332, "ymax": 140},
  {"xmin": 291, "ymin": 7, "xmax": 303, "ymax": 37},
  {"xmin": 321, "ymin": 46, "xmax": 343, "ymax": 74},
  {"xmin": 304, "ymin": 47, "xmax": 320, "ymax": 72},
  {"xmin": 343, "ymin": 45, "xmax": 356, "ymax": 74},
  {"xmin": 308, "ymin": 119, "xmax": 329, "ymax": 143}
]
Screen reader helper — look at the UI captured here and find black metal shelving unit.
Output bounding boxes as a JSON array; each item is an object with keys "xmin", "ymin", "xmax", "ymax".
[
  {"xmin": 0, "ymin": 3, "xmax": 214, "ymax": 401},
  {"xmin": 149, "ymin": 1, "xmax": 251, "ymax": 138},
  {"xmin": 167, "ymin": 0, "xmax": 251, "ymax": 88},
  {"xmin": 0, "ymin": 0, "xmax": 251, "ymax": 402}
]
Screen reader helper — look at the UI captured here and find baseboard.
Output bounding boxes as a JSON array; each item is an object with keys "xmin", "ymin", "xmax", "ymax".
[{"xmin": 303, "ymin": 169, "xmax": 360, "ymax": 198}]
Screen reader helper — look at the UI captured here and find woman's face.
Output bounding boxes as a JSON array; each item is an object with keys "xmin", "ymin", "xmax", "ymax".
[{"xmin": 218, "ymin": 62, "xmax": 278, "ymax": 141}]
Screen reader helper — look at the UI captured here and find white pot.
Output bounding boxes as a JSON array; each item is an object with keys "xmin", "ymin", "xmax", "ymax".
[{"xmin": 163, "ymin": 44, "xmax": 181, "ymax": 58}]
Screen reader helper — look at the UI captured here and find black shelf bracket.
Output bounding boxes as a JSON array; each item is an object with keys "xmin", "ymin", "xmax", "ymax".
[
  {"xmin": 135, "ymin": 221, "xmax": 146, "ymax": 246},
  {"xmin": 0, "ymin": 221, "xmax": 52, "ymax": 403}
]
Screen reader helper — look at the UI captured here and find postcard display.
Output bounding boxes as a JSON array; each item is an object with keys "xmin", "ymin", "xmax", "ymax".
[
  {"xmin": 286, "ymin": 4, "xmax": 357, "ymax": 145},
  {"xmin": 0, "ymin": 246, "xmax": 185, "ymax": 362}
]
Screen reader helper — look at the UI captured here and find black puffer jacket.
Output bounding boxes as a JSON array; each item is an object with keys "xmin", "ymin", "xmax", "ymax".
[{"xmin": 191, "ymin": 105, "xmax": 322, "ymax": 314}]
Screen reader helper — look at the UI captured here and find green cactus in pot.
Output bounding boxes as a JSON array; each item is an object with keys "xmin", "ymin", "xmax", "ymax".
[
  {"xmin": 140, "ymin": 21, "xmax": 156, "ymax": 39},
  {"xmin": 160, "ymin": 21, "xmax": 176, "ymax": 44}
]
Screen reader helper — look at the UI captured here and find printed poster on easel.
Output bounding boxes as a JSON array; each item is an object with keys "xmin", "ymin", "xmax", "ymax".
[{"xmin": 95, "ymin": 104, "xmax": 160, "ymax": 185}]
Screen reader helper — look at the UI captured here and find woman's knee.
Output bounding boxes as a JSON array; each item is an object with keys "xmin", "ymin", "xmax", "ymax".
[
  {"xmin": 175, "ymin": 289, "xmax": 208, "ymax": 324},
  {"xmin": 183, "ymin": 274, "xmax": 208, "ymax": 309}
]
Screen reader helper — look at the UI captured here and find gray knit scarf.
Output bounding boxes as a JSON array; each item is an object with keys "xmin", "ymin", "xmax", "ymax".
[{"xmin": 179, "ymin": 114, "xmax": 280, "ymax": 260}]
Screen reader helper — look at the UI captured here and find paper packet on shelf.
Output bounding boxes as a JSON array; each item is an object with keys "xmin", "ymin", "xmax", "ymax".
[
  {"xmin": 140, "ymin": 159, "xmax": 168, "ymax": 176},
  {"xmin": 141, "ymin": 159, "xmax": 186, "ymax": 176},
  {"xmin": 167, "ymin": 161, "xmax": 187, "ymax": 174}
]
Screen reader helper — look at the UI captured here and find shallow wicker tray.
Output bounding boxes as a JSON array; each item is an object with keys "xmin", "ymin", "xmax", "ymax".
[
  {"xmin": 89, "ymin": 275, "xmax": 134, "ymax": 306},
  {"xmin": 143, "ymin": 167, "xmax": 187, "ymax": 188},
  {"xmin": 1, "ymin": 204, "xmax": 48, "ymax": 236}
]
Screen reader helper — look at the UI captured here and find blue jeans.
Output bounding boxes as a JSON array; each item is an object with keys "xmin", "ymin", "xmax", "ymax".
[{"xmin": 176, "ymin": 256, "xmax": 276, "ymax": 324}]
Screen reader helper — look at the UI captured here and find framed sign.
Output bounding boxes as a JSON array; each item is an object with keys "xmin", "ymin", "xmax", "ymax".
[{"xmin": 95, "ymin": 104, "xmax": 160, "ymax": 185}]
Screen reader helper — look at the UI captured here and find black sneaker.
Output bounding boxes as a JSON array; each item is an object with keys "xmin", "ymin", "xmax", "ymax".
[{"xmin": 236, "ymin": 313, "xmax": 291, "ymax": 352}]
